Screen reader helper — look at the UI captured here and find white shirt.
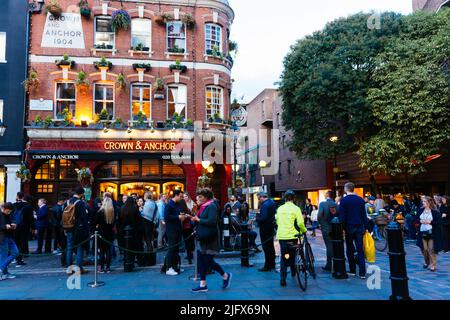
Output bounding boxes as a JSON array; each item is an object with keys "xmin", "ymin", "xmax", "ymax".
[{"xmin": 420, "ymin": 210, "xmax": 433, "ymax": 232}]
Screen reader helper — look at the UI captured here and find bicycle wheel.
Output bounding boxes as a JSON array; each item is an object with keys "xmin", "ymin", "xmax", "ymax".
[
  {"xmin": 374, "ymin": 227, "xmax": 388, "ymax": 252},
  {"xmin": 296, "ymin": 248, "xmax": 307, "ymax": 291},
  {"xmin": 305, "ymin": 242, "xmax": 316, "ymax": 280}
]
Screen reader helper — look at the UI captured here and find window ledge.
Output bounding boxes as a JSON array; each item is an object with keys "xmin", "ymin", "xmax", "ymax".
[
  {"xmin": 165, "ymin": 52, "xmax": 189, "ymax": 58},
  {"xmin": 0, "ymin": 60, "xmax": 6, "ymax": 63},
  {"xmin": 128, "ymin": 50, "xmax": 154, "ymax": 57},
  {"xmin": 91, "ymin": 48, "xmax": 117, "ymax": 56},
  {"xmin": 204, "ymin": 54, "xmax": 224, "ymax": 61}
]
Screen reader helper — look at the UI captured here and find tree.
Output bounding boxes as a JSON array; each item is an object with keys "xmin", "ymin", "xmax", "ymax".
[
  {"xmin": 358, "ymin": 9, "xmax": 450, "ymax": 187},
  {"xmin": 279, "ymin": 12, "xmax": 403, "ymax": 160}
]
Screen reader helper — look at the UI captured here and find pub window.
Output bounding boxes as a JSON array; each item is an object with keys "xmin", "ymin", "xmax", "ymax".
[
  {"xmin": 97, "ymin": 161, "xmax": 118, "ymax": 178},
  {"xmin": 0, "ymin": 32, "xmax": 5, "ymax": 62},
  {"xmin": 94, "ymin": 83, "xmax": 114, "ymax": 118},
  {"xmin": 205, "ymin": 24, "xmax": 222, "ymax": 53},
  {"xmin": 131, "ymin": 83, "xmax": 152, "ymax": 120},
  {"xmin": 55, "ymin": 82, "xmax": 76, "ymax": 119},
  {"xmin": 122, "ymin": 160, "xmax": 139, "ymax": 177},
  {"xmin": 205, "ymin": 86, "xmax": 223, "ymax": 120},
  {"xmin": 59, "ymin": 159, "xmax": 77, "ymax": 180},
  {"xmin": 37, "ymin": 184, "xmax": 54, "ymax": 193},
  {"xmin": 131, "ymin": 19, "xmax": 151, "ymax": 50},
  {"xmin": 94, "ymin": 16, "xmax": 115, "ymax": 48},
  {"xmin": 162, "ymin": 160, "xmax": 184, "ymax": 177},
  {"xmin": 167, "ymin": 21, "xmax": 186, "ymax": 52},
  {"xmin": 0, "ymin": 168, "xmax": 5, "ymax": 203},
  {"xmin": 35, "ymin": 160, "xmax": 56, "ymax": 180},
  {"xmin": 167, "ymin": 84, "xmax": 187, "ymax": 119},
  {"xmin": 142, "ymin": 159, "xmax": 160, "ymax": 177},
  {"xmin": 287, "ymin": 160, "xmax": 292, "ymax": 175}
]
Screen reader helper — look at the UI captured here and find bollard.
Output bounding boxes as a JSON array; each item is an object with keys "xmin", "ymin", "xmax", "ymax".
[
  {"xmin": 124, "ymin": 226, "xmax": 134, "ymax": 272},
  {"xmin": 240, "ymin": 223, "xmax": 253, "ymax": 267},
  {"xmin": 223, "ymin": 212, "xmax": 231, "ymax": 251},
  {"xmin": 387, "ymin": 222, "xmax": 411, "ymax": 300},
  {"xmin": 330, "ymin": 217, "xmax": 348, "ymax": 279},
  {"xmin": 88, "ymin": 231, "xmax": 105, "ymax": 288},
  {"xmin": 189, "ymin": 237, "xmax": 200, "ymax": 281}
]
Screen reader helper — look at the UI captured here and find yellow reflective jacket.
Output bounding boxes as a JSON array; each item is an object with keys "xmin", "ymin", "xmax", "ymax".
[{"xmin": 276, "ymin": 202, "xmax": 307, "ymax": 240}]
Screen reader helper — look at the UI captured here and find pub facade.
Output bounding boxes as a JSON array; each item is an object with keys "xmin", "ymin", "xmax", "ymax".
[{"xmin": 24, "ymin": 0, "xmax": 235, "ymax": 205}]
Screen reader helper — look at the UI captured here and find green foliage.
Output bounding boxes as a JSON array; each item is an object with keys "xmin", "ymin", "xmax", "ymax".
[
  {"xmin": 279, "ymin": 12, "xmax": 404, "ymax": 160},
  {"xmin": 94, "ymin": 57, "xmax": 113, "ymax": 69},
  {"xmin": 34, "ymin": 115, "xmax": 43, "ymax": 126},
  {"xmin": 76, "ymin": 71, "xmax": 89, "ymax": 87},
  {"xmin": 44, "ymin": 116, "xmax": 53, "ymax": 128}
]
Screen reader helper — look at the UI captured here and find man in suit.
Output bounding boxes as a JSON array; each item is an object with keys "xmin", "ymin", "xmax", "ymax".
[
  {"xmin": 35, "ymin": 198, "xmax": 50, "ymax": 254},
  {"xmin": 256, "ymin": 192, "xmax": 277, "ymax": 272},
  {"xmin": 317, "ymin": 191, "xmax": 336, "ymax": 272}
]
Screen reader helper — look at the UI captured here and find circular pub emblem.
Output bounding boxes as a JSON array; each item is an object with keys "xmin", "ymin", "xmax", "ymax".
[{"xmin": 231, "ymin": 106, "xmax": 247, "ymax": 127}]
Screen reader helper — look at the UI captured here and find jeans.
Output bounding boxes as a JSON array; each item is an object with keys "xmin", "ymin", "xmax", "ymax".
[
  {"xmin": 321, "ymin": 227, "xmax": 333, "ymax": 268},
  {"xmin": 249, "ymin": 230, "xmax": 257, "ymax": 247},
  {"xmin": 279, "ymin": 239, "xmax": 297, "ymax": 281},
  {"xmin": 344, "ymin": 225, "xmax": 366, "ymax": 276},
  {"xmin": 0, "ymin": 237, "xmax": 19, "ymax": 274},
  {"xmin": 157, "ymin": 220, "xmax": 166, "ymax": 248},
  {"xmin": 197, "ymin": 251, "xmax": 225, "ymax": 281},
  {"xmin": 66, "ymin": 231, "xmax": 84, "ymax": 268}
]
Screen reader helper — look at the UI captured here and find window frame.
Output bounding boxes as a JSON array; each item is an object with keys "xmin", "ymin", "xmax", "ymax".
[
  {"xmin": 54, "ymin": 81, "xmax": 77, "ymax": 119},
  {"xmin": 205, "ymin": 23, "xmax": 222, "ymax": 53},
  {"xmin": 166, "ymin": 21, "xmax": 186, "ymax": 52},
  {"xmin": 166, "ymin": 84, "xmax": 188, "ymax": 120},
  {"xmin": 94, "ymin": 16, "xmax": 115, "ymax": 49},
  {"xmin": 93, "ymin": 83, "xmax": 115, "ymax": 119},
  {"xmin": 0, "ymin": 32, "xmax": 6, "ymax": 63},
  {"xmin": 0, "ymin": 99, "xmax": 3, "ymax": 123},
  {"xmin": 205, "ymin": 86, "xmax": 224, "ymax": 121},
  {"xmin": 131, "ymin": 18, "xmax": 152, "ymax": 50},
  {"xmin": 130, "ymin": 82, "xmax": 152, "ymax": 121}
]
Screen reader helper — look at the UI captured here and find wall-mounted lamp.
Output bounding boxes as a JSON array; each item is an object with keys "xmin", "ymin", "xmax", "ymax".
[
  {"xmin": 127, "ymin": 127, "xmax": 132, "ymax": 134},
  {"xmin": 0, "ymin": 123, "xmax": 7, "ymax": 136},
  {"xmin": 201, "ymin": 161, "xmax": 211, "ymax": 169}
]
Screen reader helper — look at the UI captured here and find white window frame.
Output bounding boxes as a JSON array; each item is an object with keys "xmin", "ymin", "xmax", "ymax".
[
  {"xmin": 94, "ymin": 16, "xmax": 115, "ymax": 49},
  {"xmin": 166, "ymin": 21, "xmax": 186, "ymax": 51},
  {"xmin": 131, "ymin": 18, "xmax": 152, "ymax": 50},
  {"xmin": 205, "ymin": 86, "xmax": 224, "ymax": 121},
  {"xmin": 0, "ymin": 99, "xmax": 3, "ymax": 122},
  {"xmin": 54, "ymin": 82, "xmax": 77, "ymax": 119},
  {"xmin": 130, "ymin": 82, "xmax": 152, "ymax": 120},
  {"xmin": 205, "ymin": 23, "xmax": 222, "ymax": 53},
  {"xmin": 0, "ymin": 32, "xmax": 6, "ymax": 63},
  {"xmin": 166, "ymin": 84, "xmax": 188, "ymax": 120},
  {"xmin": 93, "ymin": 83, "xmax": 115, "ymax": 119}
]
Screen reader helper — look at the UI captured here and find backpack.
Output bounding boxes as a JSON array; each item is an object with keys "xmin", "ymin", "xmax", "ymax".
[
  {"xmin": 63, "ymin": 200, "xmax": 80, "ymax": 229},
  {"xmin": 12, "ymin": 207, "xmax": 24, "ymax": 228}
]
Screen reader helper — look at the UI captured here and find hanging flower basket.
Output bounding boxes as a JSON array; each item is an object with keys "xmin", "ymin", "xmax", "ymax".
[
  {"xmin": 79, "ymin": 0, "xmax": 91, "ymax": 19},
  {"xmin": 197, "ymin": 174, "xmax": 211, "ymax": 189},
  {"xmin": 76, "ymin": 167, "xmax": 94, "ymax": 186},
  {"xmin": 235, "ymin": 176, "xmax": 245, "ymax": 188},
  {"xmin": 22, "ymin": 70, "xmax": 40, "ymax": 93},
  {"xmin": 111, "ymin": 9, "xmax": 131, "ymax": 32},
  {"xmin": 46, "ymin": 1, "xmax": 62, "ymax": 18},
  {"xmin": 16, "ymin": 164, "xmax": 31, "ymax": 182}
]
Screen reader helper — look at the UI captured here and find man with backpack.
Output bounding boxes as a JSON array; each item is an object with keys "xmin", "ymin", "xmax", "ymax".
[
  {"xmin": 13, "ymin": 192, "xmax": 35, "ymax": 266},
  {"xmin": 317, "ymin": 191, "xmax": 337, "ymax": 272},
  {"xmin": 64, "ymin": 187, "xmax": 89, "ymax": 274}
]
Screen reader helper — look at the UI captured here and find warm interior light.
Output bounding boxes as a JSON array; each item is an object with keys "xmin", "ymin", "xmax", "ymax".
[
  {"xmin": 330, "ymin": 136, "xmax": 339, "ymax": 143},
  {"xmin": 259, "ymin": 160, "xmax": 267, "ymax": 168},
  {"xmin": 127, "ymin": 127, "xmax": 132, "ymax": 134},
  {"xmin": 232, "ymin": 164, "xmax": 240, "ymax": 172},
  {"xmin": 202, "ymin": 161, "xmax": 211, "ymax": 169},
  {"xmin": 207, "ymin": 166, "xmax": 214, "ymax": 174}
]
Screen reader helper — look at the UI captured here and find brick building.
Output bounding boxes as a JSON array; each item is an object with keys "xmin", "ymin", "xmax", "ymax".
[
  {"xmin": 412, "ymin": 0, "xmax": 450, "ymax": 11},
  {"xmin": 24, "ymin": 0, "xmax": 236, "ymax": 205}
]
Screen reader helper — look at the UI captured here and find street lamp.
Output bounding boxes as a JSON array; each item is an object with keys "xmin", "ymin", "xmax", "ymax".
[
  {"xmin": 202, "ymin": 161, "xmax": 211, "ymax": 170},
  {"xmin": 259, "ymin": 160, "xmax": 267, "ymax": 193},
  {"xmin": 231, "ymin": 121, "xmax": 239, "ymax": 196},
  {"xmin": 0, "ymin": 123, "xmax": 7, "ymax": 136}
]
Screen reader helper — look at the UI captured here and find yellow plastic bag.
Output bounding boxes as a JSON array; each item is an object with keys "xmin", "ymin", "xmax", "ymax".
[{"xmin": 363, "ymin": 231, "xmax": 376, "ymax": 263}]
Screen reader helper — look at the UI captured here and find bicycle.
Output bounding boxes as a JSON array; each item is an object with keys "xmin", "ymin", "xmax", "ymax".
[{"xmin": 293, "ymin": 232, "xmax": 316, "ymax": 291}]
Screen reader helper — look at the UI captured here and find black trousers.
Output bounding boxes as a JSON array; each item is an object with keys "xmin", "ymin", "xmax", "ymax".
[
  {"xmin": 99, "ymin": 237, "xmax": 112, "ymax": 269},
  {"xmin": 37, "ymin": 226, "xmax": 52, "ymax": 253},
  {"xmin": 442, "ymin": 224, "xmax": 450, "ymax": 252},
  {"xmin": 183, "ymin": 228, "xmax": 195, "ymax": 261},
  {"xmin": 198, "ymin": 252, "xmax": 225, "ymax": 281},
  {"xmin": 260, "ymin": 226, "xmax": 276, "ymax": 269},
  {"xmin": 167, "ymin": 229, "xmax": 181, "ymax": 271},
  {"xmin": 14, "ymin": 226, "xmax": 29, "ymax": 263},
  {"xmin": 279, "ymin": 239, "xmax": 297, "ymax": 281}
]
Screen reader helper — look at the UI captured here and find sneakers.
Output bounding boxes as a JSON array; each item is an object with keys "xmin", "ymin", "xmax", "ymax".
[
  {"xmin": 192, "ymin": 285, "xmax": 208, "ymax": 293},
  {"xmin": 16, "ymin": 261, "xmax": 26, "ymax": 266},
  {"xmin": 280, "ymin": 279, "xmax": 287, "ymax": 287},
  {"xmin": 98, "ymin": 268, "xmax": 105, "ymax": 274},
  {"xmin": 0, "ymin": 274, "xmax": 5, "ymax": 281},
  {"xmin": 4, "ymin": 273, "xmax": 16, "ymax": 279},
  {"xmin": 166, "ymin": 268, "xmax": 179, "ymax": 276},
  {"xmin": 222, "ymin": 273, "xmax": 232, "ymax": 289}
]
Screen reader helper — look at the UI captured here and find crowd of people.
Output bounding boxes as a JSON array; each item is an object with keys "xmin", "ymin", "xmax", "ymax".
[{"xmin": 1, "ymin": 182, "xmax": 449, "ymax": 289}]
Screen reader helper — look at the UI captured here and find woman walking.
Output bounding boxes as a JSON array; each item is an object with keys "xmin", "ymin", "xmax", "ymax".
[
  {"xmin": 95, "ymin": 196, "xmax": 116, "ymax": 273},
  {"xmin": 191, "ymin": 188, "xmax": 232, "ymax": 292},
  {"xmin": 416, "ymin": 196, "xmax": 443, "ymax": 272}
]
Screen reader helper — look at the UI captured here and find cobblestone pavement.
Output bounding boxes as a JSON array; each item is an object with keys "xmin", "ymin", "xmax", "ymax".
[{"xmin": 1, "ymin": 230, "xmax": 449, "ymax": 300}]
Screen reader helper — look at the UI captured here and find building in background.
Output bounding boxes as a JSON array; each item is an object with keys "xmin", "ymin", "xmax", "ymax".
[
  {"xmin": 0, "ymin": 0, "xmax": 29, "ymax": 202},
  {"xmin": 412, "ymin": 0, "xmax": 450, "ymax": 11},
  {"xmin": 24, "ymin": 0, "xmax": 235, "ymax": 206}
]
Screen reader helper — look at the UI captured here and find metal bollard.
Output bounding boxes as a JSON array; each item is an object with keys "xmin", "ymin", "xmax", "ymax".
[
  {"xmin": 330, "ymin": 217, "xmax": 348, "ymax": 279},
  {"xmin": 124, "ymin": 226, "xmax": 134, "ymax": 272},
  {"xmin": 189, "ymin": 237, "xmax": 200, "ymax": 281},
  {"xmin": 88, "ymin": 231, "xmax": 105, "ymax": 288},
  {"xmin": 387, "ymin": 222, "xmax": 411, "ymax": 300},
  {"xmin": 223, "ymin": 212, "xmax": 231, "ymax": 251},
  {"xmin": 240, "ymin": 223, "xmax": 253, "ymax": 267}
]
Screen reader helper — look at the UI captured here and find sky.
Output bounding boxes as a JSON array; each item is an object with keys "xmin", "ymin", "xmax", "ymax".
[{"xmin": 228, "ymin": 0, "xmax": 413, "ymax": 103}]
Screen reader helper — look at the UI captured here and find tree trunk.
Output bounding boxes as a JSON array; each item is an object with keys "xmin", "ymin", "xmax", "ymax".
[{"xmin": 369, "ymin": 173, "xmax": 378, "ymax": 195}]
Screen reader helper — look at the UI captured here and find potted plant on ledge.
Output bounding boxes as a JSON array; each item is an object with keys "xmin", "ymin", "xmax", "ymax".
[
  {"xmin": 132, "ymin": 63, "xmax": 152, "ymax": 72},
  {"xmin": 154, "ymin": 78, "xmax": 165, "ymax": 100},
  {"xmin": 16, "ymin": 163, "xmax": 31, "ymax": 183},
  {"xmin": 98, "ymin": 109, "xmax": 112, "ymax": 121},
  {"xmin": 169, "ymin": 59, "xmax": 187, "ymax": 73},
  {"xmin": 76, "ymin": 71, "xmax": 90, "ymax": 94},
  {"xmin": 168, "ymin": 45, "xmax": 185, "ymax": 54},
  {"xmin": 94, "ymin": 43, "xmax": 114, "ymax": 50},
  {"xmin": 94, "ymin": 57, "xmax": 113, "ymax": 70},
  {"xmin": 55, "ymin": 54, "xmax": 76, "ymax": 69},
  {"xmin": 22, "ymin": 70, "xmax": 40, "ymax": 92}
]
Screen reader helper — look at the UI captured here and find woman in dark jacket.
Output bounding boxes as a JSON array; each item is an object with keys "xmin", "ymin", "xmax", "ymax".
[
  {"xmin": 440, "ymin": 196, "xmax": 450, "ymax": 253},
  {"xmin": 190, "ymin": 188, "xmax": 232, "ymax": 293},
  {"xmin": 119, "ymin": 197, "xmax": 143, "ymax": 269},
  {"xmin": 95, "ymin": 196, "xmax": 116, "ymax": 273},
  {"xmin": 180, "ymin": 195, "xmax": 195, "ymax": 264},
  {"xmin": 414, "ymin": 196, "xmax": 443, "ymax": 272}
]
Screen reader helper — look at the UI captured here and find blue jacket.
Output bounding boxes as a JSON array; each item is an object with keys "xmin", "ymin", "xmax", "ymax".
[
  {"xmin": 36, "ymin": 205, "xmax": 49, "ymax": 229},
  {"xmin": 256, "ymin": 198, "xmax": 276, "ymax": 229},
  {"xmin": 164, "ymin": 199, "xmax": 182, "ymax": 232},
  {"xmin": 339, "ymin": 194, "xmax": 368, "ymax": 231}
]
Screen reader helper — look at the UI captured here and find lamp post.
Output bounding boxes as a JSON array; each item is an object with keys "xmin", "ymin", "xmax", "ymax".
[
  {"xmin": 259, "ymin": 160, "xmax": 267, "ymax": 194},
  {"xmin": 231, "ymin": 121, "xmax": 239, "ymax": 196},
  {"xmin": 330, "ymin": 136, "xmax": 339, "ymax": 195},
  {"xmin": 0, "ymin": 123, "xmax": 7, "ymax": 137}
]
